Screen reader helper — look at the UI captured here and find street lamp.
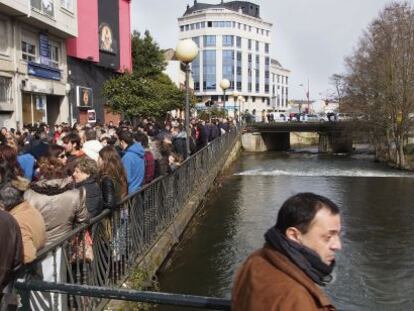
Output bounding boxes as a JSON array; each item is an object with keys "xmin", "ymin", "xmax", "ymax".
[
  {"xmin": 220, "ymin": 78, "xmax": 230, "ymax": 115},
  {"xmin": 299, "ymin": 78, "xmax": 310, "ymax": 113},
  {"xmin": 238, "ymin": 95, "xmax": 245, "ymax": 124},
  {"xmin": 175, "ymin": 39, "xmax": 199, "ymax": 157},
  {"xmin": 232, "ymin": 91, "xmax": 239, "ymax": 120}
]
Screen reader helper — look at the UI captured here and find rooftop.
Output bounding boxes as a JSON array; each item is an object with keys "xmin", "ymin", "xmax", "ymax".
[{"xmin": 183, "ymin": 1, "xmax": 261, "ymax": 19}]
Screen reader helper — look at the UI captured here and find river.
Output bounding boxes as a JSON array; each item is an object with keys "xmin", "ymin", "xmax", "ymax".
[{"xmin": 157, "ymin": 150, "xmax": 414, "ymax": 311}]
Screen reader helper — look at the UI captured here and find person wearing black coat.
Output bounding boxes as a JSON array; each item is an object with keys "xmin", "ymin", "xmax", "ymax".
[
  {"xmin": 73, "ymin": 158, "xmax": 103, "ymax": 218},
  {"xmin": 171, "ymin": 126, "xmax": 188, "ymax": 159}
]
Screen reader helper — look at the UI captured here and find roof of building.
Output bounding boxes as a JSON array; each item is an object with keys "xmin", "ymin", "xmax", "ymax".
[{"xmin": 183, "ymin": 1, "xmax": 261, "ymax": 19}]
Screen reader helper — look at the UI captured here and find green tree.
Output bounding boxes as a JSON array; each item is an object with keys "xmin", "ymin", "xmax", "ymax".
[
  {"xmin": 342, "ymin": 2, "xmax": 414, "ymax": 168},
  {"xmin": 103, "ymin": 30, "xmax": 188, "ymax": 120},
  {"xmin": 131, "ymin": 30, "xmax": 165, "ymax": 78}
]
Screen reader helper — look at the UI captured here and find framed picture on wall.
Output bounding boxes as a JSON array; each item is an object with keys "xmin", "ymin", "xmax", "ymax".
[
  {"xmin": 76, "ymin": 86, "xmax": 93, "ymax": 107},
  {"xmin": 87, "ymin": 109, "xmax": 96, "ymax": 123}
]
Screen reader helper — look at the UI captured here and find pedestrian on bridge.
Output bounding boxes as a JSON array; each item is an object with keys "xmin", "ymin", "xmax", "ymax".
[{"xmin": 232, "ymin": 192, "xmax": 341, "ymax": 311}]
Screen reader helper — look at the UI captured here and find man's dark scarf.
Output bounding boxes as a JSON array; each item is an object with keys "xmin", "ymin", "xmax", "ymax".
[{"xmin": 264, "ymin": 226, "xmax": 334, "ymax": 286}]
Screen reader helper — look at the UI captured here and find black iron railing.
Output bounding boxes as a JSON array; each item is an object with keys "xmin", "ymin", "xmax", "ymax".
[{"xmin": 9, "ymin": 129, "xmax": 239, "ymax": 311}]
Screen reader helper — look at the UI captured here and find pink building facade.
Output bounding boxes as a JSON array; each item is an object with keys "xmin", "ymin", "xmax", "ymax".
[{"xmin": 66, "ymin": 0, "xmax": 131, "ymax": 124}]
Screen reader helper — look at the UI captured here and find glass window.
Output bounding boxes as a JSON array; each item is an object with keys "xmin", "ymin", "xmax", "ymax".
[
  {"xmin": 203, "ymin": 50, "xmax": 216, "ymax": 90},
  {"xmin": 256, "ymin": 28, "xmax": 259, "ymax": 34},
  {"xmin": 180, "ymin": 26, "xmax": 184, "ymax": 32},
  {"xmin": 249, "ymin": 25, "xmax": 252, "ymax": 31},
  {"xmin": 222, "ymin": 50, "xmax": 234, "ymax": 90},
  {"xmin": 256, "ymin": 55, "xmax": 260, "ymax": 67},
  {"xmin": 0, "ymin": 77, "xmax": 12, "ymax": 104},
  {"xmin": 236, "ymin": 36, "xmax": 241, "ymax": 48},
  {"xmin": 201, "ymin": 22, "xmax": 206, "ymax": 28},
  {"xmin": 49, "ymin": 41, "xmax": 60, "ymax": 68},
  {"xmin": 185, "ymin": 24, "xmax": 189, "ymax": 31},
  {"xmin": 196, "ymin": 22, "xmax": 200, "ymax": 29},
  {"xmin": 192, "ymin": 37, "xmax": 200, "ymax": 47},
  {"xmin": 204, "ymin": 35, "xmax": 216, "ymax": 47},
  {"xmin": 222, "ymin": 35, "xmax": 234, "ymax": 47},
  {"xmin": 232, "ymin": 21, "xmax": 236, "ymax": 28},
  {"xmin": 190, "ymin": 24, "xmax": 195, "ymax": 30},
  {"xmin": 192, "ymin": 52, "xmax": 200, "ymax": 91},
  {"xmin": 208, "ymin": 21, "xmax": 212, "ymax": 27},
  {"xmin": 244, "ymin": 24, "xmax": 247, "ymax": 31},
  {"xmin": 261, "ymin": 29, "xmax": 264, "ymax": 35},
  {"xmin": 60, "ymin": 0, "xmax": 73, "ymax": 12},
  {"xmin": 238, "ymin": 23, "xmax": 241, "ymax": 29},
  {"xmin": 31, "ymin": 0, "xmax": 54, "ymax": 16},
  {"xmin": 265, "ymin": 43, "xmax": 269, "ymax": 53},
  {"xmin": 21, "ymin": 41, "xmax": 36, "ymax": 62},
  {"xmin": 248, "ymin": 39, "xmax": 252, "ymax": 50},
  {"xmin": 255, "ymin": 41, "xmax": 259, "ymax": 52}
]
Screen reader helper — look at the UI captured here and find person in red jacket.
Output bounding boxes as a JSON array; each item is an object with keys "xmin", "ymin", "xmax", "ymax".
[{"xmin": 135, "ymin": 132, "xmax": 155, "ymax": 184}]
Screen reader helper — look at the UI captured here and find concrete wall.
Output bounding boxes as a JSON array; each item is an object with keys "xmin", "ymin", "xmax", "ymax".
[
  {"xmin": 241, "ymin": 132, "xmax": 290, "ymax": 152},
  {"xmin": 290, "ymin": 132, "xmax": 319, "ymax": 148}
]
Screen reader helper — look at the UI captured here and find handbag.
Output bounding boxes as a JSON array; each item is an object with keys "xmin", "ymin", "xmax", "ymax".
[{"xmin": 70, "ymin": 230, "xmax": 94, "ymax": 263}]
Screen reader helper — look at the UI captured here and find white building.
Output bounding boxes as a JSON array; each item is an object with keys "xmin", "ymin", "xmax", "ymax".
[
  {"xmin": 163, "ymin": 48, "xmax": 194, "ymax": 90},
  {"xmin": 0, "ymin": 0, "xmax": 77, "ymax": 128},
  {"xmin": 178, "ymin": 0, "xmax": 289, "ymax": 117},
  {"xmin": 270, "ymin": 59, "xmax": 290, "ymax": 112}
]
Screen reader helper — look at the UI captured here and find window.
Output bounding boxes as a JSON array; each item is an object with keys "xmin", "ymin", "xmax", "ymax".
[
  {"xmin": 22, "ymin": 41, "xmax": 36, "ymax": 62},
  {"xmin": 236, "ymin": 36, "xmax": 241, "ymax": 48},
  {"xmin": 192, "ymin": 37, "xmax": 200, "ymax": 47},
  {"xmin": 196, "ymin": 22, "xmax": 201, "ymax": 29},
  {"xmin": 255, "ymin": 41, "xmax": 259, "ymax": 52},
  {"xmin": 244, "ymin": 24, "xmax": 247, "ymax": 31},
  {"xmin": 0, "ymin": 19, "xmax": 8, "ymax": 55},
  {"xmin": 204, "ymin": 35, "xmax": 216, "ymax": 47},
  {"xmin": 236, "ymin": 51, "xmax": 242, "ymax": 91},
  {"xmin": 232, "ymin": 21, "xmax": 236, "ymax": 28},
  {"xmin": 201, "ymin": 22, "xmax": 206, "ymax": 28},
  {"xmin": 265, "ymin": 43, "xmax": 269, "ymax": 53},
  {"xmin": 192, "ymin": 52, "xmax": 200, "ymax": 91},
  {"xmin": 249, "ymin": 25, "xmax": 252, "ymax": 31},
  {"xmin": 31, "ymin": 0, "xmax": 54, "ymax": 16},
  {"xmin": 180, "ymin": 26, "xmax": 184, "ymax": 32},
  {"xmin": 248, "ymin": 39, "xmax": 252, "ymax": 50},
  {"xmin": 256, "ymin": 28, "xmax": 259, "ymax": 34},
  {"xmin": 222, "ymin": 50, "xmax": 234, "ymax": 90},
  {"xmin": 0, "ymin": 77, "xmax": 12, "ymax": 104},
  {"xmin": 261, "ymin": 29, "xmax": 264, "ymax": 35},
  {"xmin": 190, "ymin": 24, "xmax": 195, "ymax": 30},
  {"xmin": 238, "ymin": 23, "xmax": 241, "ymax": 29},
  {"xmin": 203, "ymin": 50, "xmax": 216, "ymax": 90},
  {"xmin": 185, "ymin": 25, "xmax": 189, "ymax": 31},
  {"xmin": 266, "ymin": 30, "xmax": 270, "ymax": 36},
  {"xmin": 60, "ymin": 0, "xmax": 73, "ymax": 12},
  {"xmin": 222, "ymin": 35, "xmax": 233, "ymax": 47},
  {"xmin": 49, "ymin": 41, "xmax": 60, "ymax": 68},
  {"xmin": 208, "ymin": 21, "xmax": 212, "ymax": 28}
]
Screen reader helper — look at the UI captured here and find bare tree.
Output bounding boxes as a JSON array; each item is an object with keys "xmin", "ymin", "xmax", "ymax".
[{"xmin": 343, "ymin": 2, "xmax": 414, "ymax": 168}]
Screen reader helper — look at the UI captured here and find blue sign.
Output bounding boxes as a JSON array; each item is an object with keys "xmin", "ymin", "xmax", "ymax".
[
  {"xmin": 39, "ymin": 33, "xmax": 50, "ymax": 66},
  {"xmin": 28, "ymin": 62, "xmax": 61, "ymax": 81}
]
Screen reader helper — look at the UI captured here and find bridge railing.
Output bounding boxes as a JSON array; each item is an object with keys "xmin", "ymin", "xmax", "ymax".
[{"xmin": 9, "ymin": 129, "xmax": 239, "ymax": 311}]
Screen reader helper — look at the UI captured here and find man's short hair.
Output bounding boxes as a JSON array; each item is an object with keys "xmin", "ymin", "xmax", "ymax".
[
  {"xmin": 62, "ymin": 133, "xmax": 81, "ymax": 150},
  {"xmin": 118, "ymin": 131, "xmax": 134, "ymax": 146},
  {"xmin": 134, "ymin": 132, "xmax": 149, "ymax": 148},
  {"xmin": 85, "ymin": 129, "xmax": 97, "ymax": 141},
  {"xmin": 275, "ymin": 193, "xmax": 339, "ymax": 235}
]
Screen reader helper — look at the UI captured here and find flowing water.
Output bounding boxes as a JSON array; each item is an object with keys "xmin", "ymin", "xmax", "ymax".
[{"xmin": 157, "ymin": 150, "xmax": 414, "ymax": 311}]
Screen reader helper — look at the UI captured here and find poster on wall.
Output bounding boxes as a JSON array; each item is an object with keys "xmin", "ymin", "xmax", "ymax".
[
  {"xmin": 87, "ymin": 109, "xmax": 96, "ymax": 123},
  {"xmin": 35, "ymin": 95, "xmax": 46, "ymax": 110},
  {"xmin": 99, "ymin": 23, "xmax": 115, "ymax": 53},
  {"xmin": 76, "ymin": 86, "xmax": 93, "ymax": 107}
]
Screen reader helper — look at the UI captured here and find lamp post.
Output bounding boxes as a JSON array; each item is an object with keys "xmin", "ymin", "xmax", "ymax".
[
  {"xmin": 175, "ymin": 39, "xmax": 199, "ymax": 157},
  {"xmin": 232, "ymin": 91, "xmax": 239, "ymax": 120},
  {"xmin": 238, "ymin": 95, "xmax": 245, "ymax": 124},
  {"xmin": 220, "ymin": 79, "xmax": 230, "ymax": 116},
  {"xmin": 299, "ymin": 79, "xmax": 310, "ymax": 113}
]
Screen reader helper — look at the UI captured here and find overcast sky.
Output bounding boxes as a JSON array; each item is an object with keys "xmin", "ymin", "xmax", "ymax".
[{"xmin": 132, "ymin": 0, "xmax": 404, "ymax": 100}]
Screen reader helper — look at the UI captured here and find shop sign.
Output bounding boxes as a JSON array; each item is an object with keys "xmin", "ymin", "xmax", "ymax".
[
  {"xmin": 87, "ymin": 109, "xmax": 96, "ymax": 123},
  {"xmin": 76, "ymin": 86, "xmax": 93, "ymax": 107},
  {"xmin": 28, "ymin": 62, "xmax": 61, "ymax": 81}
]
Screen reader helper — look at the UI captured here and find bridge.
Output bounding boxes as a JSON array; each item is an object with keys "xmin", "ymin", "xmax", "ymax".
[
  {"xmin": 5, "ymin": 130, "xmax": 240, "ymax": 311},
  {"xmin": 242, "ymin": 121, "xmax": 366, "ymax": 153}
]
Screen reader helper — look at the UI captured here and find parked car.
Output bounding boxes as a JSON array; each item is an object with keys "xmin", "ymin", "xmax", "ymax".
[
  {"xmin": 289, "ymin": 113, "xmax": 305, "ymax": 122},
  {"xmin": 337, "ymin": 113, "xmax": 353, "ymax": 121},
  {"xmin": 270, "ymin": 112, "xmax": 288, "ymax": 122},
  {"xmin": 303, "ymin": 114, "xmax": 320, "ymax": 122}
]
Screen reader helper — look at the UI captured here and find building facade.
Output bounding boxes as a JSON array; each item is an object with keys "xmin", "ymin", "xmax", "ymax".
[
  {"xmin": 66, "ymin": 0, "xmax": 131, "ymax": 125},
  {"xmin": 270, "ymin": 59, "xmax": 290, "ymax": 112},
  {"xmin": 178, "ymin": 0, "xmax": 289, "ymax": 116},
  {"xmin": 0, "ymin": 0, "xmax": 77, "ymax": 128}
]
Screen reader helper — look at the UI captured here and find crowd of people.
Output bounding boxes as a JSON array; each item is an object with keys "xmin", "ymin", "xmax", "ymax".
[{"xmin": 0, "ymin": 116, "xmax": 236, "ymax": 297}]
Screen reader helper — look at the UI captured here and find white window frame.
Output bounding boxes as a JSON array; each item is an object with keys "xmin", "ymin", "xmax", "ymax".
[
  {"xmin": 21, "ymin": 35, "xmax": 37, "ymax": 63},
  {"xmin": 48, "ymin": 40, "xmax": 60, "ymax": 68},
  {"xmin": 0, "ymin": 76, "xmax": 12, "ymax": 104},
  {"xmin": 60, "ymin": 0, "xmax": 74, "ymax": 13},
  {"xmin": 31, "ymin": 0, "xmax": 55, "ymax": 17}
]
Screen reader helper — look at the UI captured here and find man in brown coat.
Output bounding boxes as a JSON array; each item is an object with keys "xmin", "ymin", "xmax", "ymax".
[{"xmin": 232, "ymin": 193, "xmax": 341, "ymax": 311}]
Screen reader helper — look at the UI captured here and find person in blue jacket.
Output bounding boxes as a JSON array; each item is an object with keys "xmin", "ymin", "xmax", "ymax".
[{"xmin": 119, "ymin": 131, "xmax": 145, "ymax": 194}]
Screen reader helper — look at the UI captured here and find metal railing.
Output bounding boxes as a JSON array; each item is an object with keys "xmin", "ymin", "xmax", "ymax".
[{"xmin": 10, "ymin": 129, "xmax": 239, "ymax": 311}]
